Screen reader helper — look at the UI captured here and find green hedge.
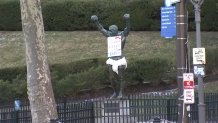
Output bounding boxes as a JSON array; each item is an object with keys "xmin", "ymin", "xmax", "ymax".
[
  {"xmin": 1, "ymin": 48, "xmax": 218, "ymax": 101},
  {"xmin": 0, "ymin": 57, "xmax": 175, "ymax": 101},
  {"xmin": 0, "ymin": 0, "xmax": 217, "ymax": 31},
  {"xmin": 205, "ymin": 48, "xmax": 218, "ymax": 75},
  {"xmin": 42, "ymin": 0, "xmax": 163, "ymax": 31},
  {"xmin": 0, "ymin": 0, "xmax": 21, "ymax": 31}
]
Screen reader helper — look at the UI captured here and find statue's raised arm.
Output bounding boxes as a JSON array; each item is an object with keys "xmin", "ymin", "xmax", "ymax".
[
  {"xmin": 123, "ymin": 14, "xmax": 130, "ymax": 37},
  {"xmin": 91, "ymin": 15, "xmax": 109, "ymax": 37}
]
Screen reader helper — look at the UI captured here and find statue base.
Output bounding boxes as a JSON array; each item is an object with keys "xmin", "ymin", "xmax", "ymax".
[{"xmin": 94, "ymin": 99, "xmax": 135, "ymax": 123}]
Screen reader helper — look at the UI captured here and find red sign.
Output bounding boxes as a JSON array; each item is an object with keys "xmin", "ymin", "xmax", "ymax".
[
  {"xmin": 184, "ymin": 81, "xmax": 194, "ymax": 89},
  {"xmin": 183, "ymin": 73, "xmax": 195, "ymax": 104}
]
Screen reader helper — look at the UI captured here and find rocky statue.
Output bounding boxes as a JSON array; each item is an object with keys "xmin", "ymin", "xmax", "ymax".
[{"xmin": 91, "ymin": 14, "xmax": 130, "ymax": 98}]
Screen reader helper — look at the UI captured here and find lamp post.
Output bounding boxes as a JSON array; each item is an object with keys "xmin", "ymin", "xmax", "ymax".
[
  {"xmin": 190, "ymin": 0, "xmax": 206, "ymax": 123},
  {"xmin": 176, "ymin": 0, "xmax": 189, "ymax": 122}
]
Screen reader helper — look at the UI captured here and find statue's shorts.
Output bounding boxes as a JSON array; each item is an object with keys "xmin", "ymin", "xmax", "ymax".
[{"xmin": 106, "ymin": 57, "xmax": 127, "ymax": 74}]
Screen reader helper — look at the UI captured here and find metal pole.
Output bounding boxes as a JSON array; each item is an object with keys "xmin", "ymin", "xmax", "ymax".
[
  {"xmin": 176, "ymin": 0, "xmax": 189, "ymax": 122},
  {"xmin": 64, "ymin": 96, "xmax": 67, "ymax": 123},
  {"xmin": 190, "ymin": 0, "xmax": 206, "ymax": 122},
  {"xmin": 198, "ymin": 71, "xmax": 206, "ymax": 123},
  {"xmin": 16, "ymin": 111, "xmax": 19, "ymax": 123}
]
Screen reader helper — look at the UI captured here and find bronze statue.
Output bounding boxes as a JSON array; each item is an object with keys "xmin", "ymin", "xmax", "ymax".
[{"xmin": 91, "ymin": 14, "xmax": 130, "ymax": 98}]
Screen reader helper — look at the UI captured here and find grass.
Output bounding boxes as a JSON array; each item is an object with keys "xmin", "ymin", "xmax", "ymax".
[
  {"xmin": 0, "ymin": 31, "xmax": 175, "ymax": 68},
  {"xmin": 0, "ymin": 31, "xmax": 217, "ymax": 79},
  {"xmin": 0, "ymin": 31, "xmax": 218, "ymax": 96},
  {"xmin": 0, "ymin": 31, "xmax": 217, "ymax": 69}
]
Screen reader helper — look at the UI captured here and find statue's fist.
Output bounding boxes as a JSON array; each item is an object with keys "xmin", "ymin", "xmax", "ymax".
[
  {"xmin": 123, "ymin": 14, "xmax": 130, "ymax": 20},
  {"xmin": 91, "ymin": 15, "xmax": 98, "ymax": 22}
]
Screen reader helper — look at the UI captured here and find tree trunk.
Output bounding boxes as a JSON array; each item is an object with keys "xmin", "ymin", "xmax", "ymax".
[{"xmin": 19, "ymin": 0, "xmax": 58, "ymax": 123}]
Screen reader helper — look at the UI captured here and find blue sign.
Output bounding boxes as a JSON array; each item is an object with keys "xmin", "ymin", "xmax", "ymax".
[{"xmin": 161, "ymin": 6, "xmax": 176, "ymax": 38}]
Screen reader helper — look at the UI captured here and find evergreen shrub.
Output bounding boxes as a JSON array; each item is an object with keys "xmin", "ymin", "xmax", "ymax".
[
  {"xmin": 205, "ymin": 48, "xmax": 218, "ymax": 75},
  {"xmin": 0, "ymin": 0, "xmax": 21, "ymax": 30},
  {"xmin": 0, "ymin": 57, "xmax": 175, "ymax": 100},
  {"xmin": 0, "ymin": 0, "xmax": 217, "ymax": 31}
]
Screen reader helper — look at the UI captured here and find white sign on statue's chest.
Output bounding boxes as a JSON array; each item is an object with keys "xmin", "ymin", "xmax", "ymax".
[{"xmin": 107, "ymin": 36, "xmax": 123, "ymax": 57}]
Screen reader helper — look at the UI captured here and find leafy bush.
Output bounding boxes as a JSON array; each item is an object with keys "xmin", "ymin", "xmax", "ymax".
[
  {"xmin": 53, "ymin": 65, "xmax": 109, "ymax": 97},
  {"xmin": 0, "ymin": 57, "xmax": 176, "ymax": 100},
  {"xmin": 125, "ymin": 58, "xmax": 175, "ymax": 86},
  {"xmin": 201, "ymin": 0, "xmax": 218, "ymax": 31},
  {"xmin": 0, "ymin": 0, "xmax": 21, "ymax": 31},
  {"xmin": 0, "ymin": 67, "xmax": 26, "ymax": 81},
  {"xmin": 1, "ymin": 50, "xmax": 218, "ymax": 101},
  {"xmin": 50, "ymin": 58, "xmax": 109, "ymax": 97},
  {"xmin": 0, "ymin": 0, "xmax": 217, "ymax": 31},
  {"xmin": 205, "ymin": 48, "xmax": 218, "ymax": 75},
  {"xmin": 0, "ymin": 77, "xmax": 27, "ymax": 101}
]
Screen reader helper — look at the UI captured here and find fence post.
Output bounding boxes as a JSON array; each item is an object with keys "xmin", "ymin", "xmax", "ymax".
[
  {"xmin": 167, "ymin": 99, "xmax": 171, "ymax": 121},
  {"xmin": 15, "ymin": 110, "xmax": 19, "ymax": 123},
  {"xmin": 63, "ymin": 96, "xmax": 67, "ymax": 123},
  {"xmin": 90, "ymin": 101, "xmax": 95, "ymax": 123}
]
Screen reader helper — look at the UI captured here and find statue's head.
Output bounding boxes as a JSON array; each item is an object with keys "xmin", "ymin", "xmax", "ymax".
[{"xmin": 109, "ymin": 25, "xmax": 118, "ymax": 36}]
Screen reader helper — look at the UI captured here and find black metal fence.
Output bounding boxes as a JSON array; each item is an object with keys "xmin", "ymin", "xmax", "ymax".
[{"xmin": 1, "ymin": 92, "xmax": 218, "ymax": 123}]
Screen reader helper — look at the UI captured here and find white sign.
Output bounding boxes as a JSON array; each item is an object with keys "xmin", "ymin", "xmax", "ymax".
[
  {"xmin": 107, "ymin": 36, "xmax": 122, "ymax": 57},
  {"xmin": 171, "ymin": 0, "xmax": 180, "ymax": 4},
  {"xmin": 194, "ymin": 66, "xmax": 205, "ymax": 76},
  {"xmin": 184, "ymin": 89, "xmax": 195, "ymax": 104},
  {"xmin": 165, "ymin": 0, "xmax": 172, "ymax": 6},
  {"xmin": 193, "ymin": 48, "xmax": 206, "ymax": 64},
  {"xmin": 165, "ymin": 0, "xmax": 180, "ymax": 6},
  {"xmin": 183, "ymin": 73, "xmax": 194, "ymax": 81}
]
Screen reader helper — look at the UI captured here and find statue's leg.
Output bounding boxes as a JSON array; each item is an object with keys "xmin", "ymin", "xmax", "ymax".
[
  {"xmin": 117, "ymin": 65, "xmax": 126, "ymax": 98},
  {"xmin": 108, "ymin": 65, "xmax": 119, "ymax": 98}
]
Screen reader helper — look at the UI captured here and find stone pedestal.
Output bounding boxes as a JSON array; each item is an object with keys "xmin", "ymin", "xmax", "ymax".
[{"xmin": 94, "ymin": 99, "xmax": 135, "ymax": 123}]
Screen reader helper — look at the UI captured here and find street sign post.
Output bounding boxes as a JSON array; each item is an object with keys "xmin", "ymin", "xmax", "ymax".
[
  {"xmin": 190, "ymin": 0, "xmax": 206, "ymax": 122},
  {"xmin": 161, "ymin": 6, "xmax": 176, "ymax": 38}
]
